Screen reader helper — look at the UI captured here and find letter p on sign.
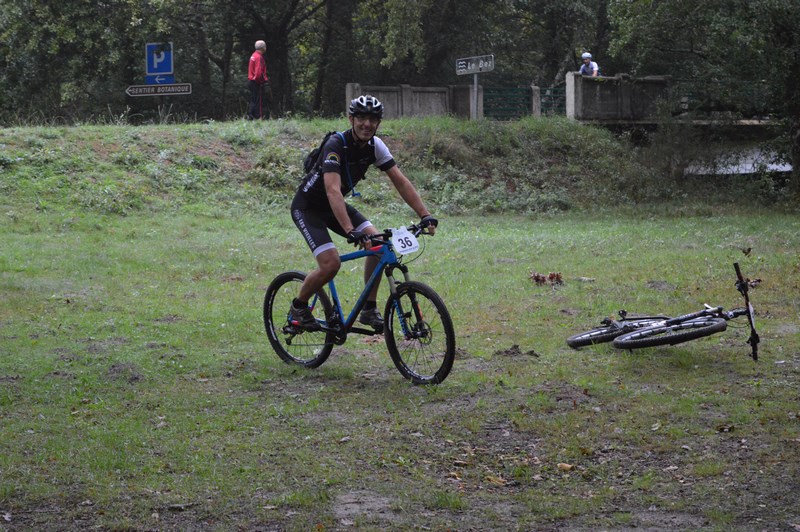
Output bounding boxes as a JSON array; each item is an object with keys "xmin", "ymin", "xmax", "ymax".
[{"xmin": 146, "ymin": 42, "xmax": 174, "ymax": 75}]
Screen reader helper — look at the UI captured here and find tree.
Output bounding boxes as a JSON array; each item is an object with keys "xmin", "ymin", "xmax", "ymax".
[
  {"xmin": 608, "ymin": 0, "xmax": 800, "ymax": 197},
  {"xmin": 0, "ymin": 0, "xmax": 146, "ymax": 120},
  {"xmin": 513, "ymin": 0, "xmax": 613, "ymax": 85},
  {"xmin": 312, "ymin": 0, "xmax": 357, "ymax": 115},
  {"xmin": 248, "ymin": 0, "xmax": 328, "ymax": 116},
  {"xmin": 350, "ymin": 0, "xmax": 614, "ymax": 88}
]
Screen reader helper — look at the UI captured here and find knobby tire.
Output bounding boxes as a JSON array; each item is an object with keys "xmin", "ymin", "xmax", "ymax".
[
  {"xmin": 612, "ymin": 317, "xmax": 728, "ymax": 350},
  {"xmin": 566, "ymin": 317, "xmax": 668, "ymax": 348},
  {"xmin": 384, "ymin": 281, "xmax": 455, "ymax": 385},
  {"xmin": 263, "ymin": 271, "xmax": 335, "ymax": 368}
]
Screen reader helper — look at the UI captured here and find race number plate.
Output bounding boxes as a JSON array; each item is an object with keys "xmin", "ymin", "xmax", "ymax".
[{"xmin": 391, "ymin": 227, "xmax": 419, "ymax": 255}]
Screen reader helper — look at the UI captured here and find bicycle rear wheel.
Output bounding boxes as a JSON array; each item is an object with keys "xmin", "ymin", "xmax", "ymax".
[
  {"xmin": 263, "ymin": 271, "xmax": 335, "ymax": 368},
  {"xmin": 566, "ymin": 317, "xmax": 667, "ymax": 348},
  {"xmin": 384, "ymin": 281, "xmax": 455, "ymax": 385},
  {"xmin": 612, "ymin": 317, "xmax": 727, "ymax": 350}
]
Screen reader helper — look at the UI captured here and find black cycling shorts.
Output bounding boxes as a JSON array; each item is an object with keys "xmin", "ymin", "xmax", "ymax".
[{"xmin": 291, "ymin": 202, "xmax": 372, "ymax": 257}]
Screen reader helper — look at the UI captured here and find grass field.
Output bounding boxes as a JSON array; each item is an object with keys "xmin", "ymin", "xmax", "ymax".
[
  {"xmin": 2, "ymin": 207, "xmax": 798, "ymax": 530},
  {"xmin": 1, "ymin": 120, "xmax": 799, "ymax": 529}
]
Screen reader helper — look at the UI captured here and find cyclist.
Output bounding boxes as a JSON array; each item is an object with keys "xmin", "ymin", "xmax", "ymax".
[
  {"xmin": 579, "ymin": 52, "xmax": 600, "ymax": 77},
  {"xmin": 289, "ymin": 95, "xmax": 438, "ymax": 331}
]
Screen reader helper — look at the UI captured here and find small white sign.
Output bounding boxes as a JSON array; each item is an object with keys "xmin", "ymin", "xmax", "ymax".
[
  {"xmin": 391, "ymin": 227, "xmax": 419, "ymax": 255},
  {"xmin": 125, "ymin": 83, "xmax": 192, "ymax": 97},
  {"xmin": 456, "ymin": 54, "xmax": 495, "ymax": 75}
]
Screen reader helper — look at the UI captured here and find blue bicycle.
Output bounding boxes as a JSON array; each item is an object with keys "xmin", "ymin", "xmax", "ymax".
[{"xmin": 263, "ymin": 223, "xmax": 455, "ymax": 384}]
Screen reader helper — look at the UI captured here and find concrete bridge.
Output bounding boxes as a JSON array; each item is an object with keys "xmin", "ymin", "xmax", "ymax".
[{"xmin": 348, "ymin": 75, "xmax": 772, "ymax": 127}]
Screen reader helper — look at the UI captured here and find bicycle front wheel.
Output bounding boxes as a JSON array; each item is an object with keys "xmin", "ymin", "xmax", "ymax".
[
  {"xmin": 566, "ymin": 317, "xmax": 667, "ymax": 348},
  {"xmin": 612, "ymin": 317, "xmax": 728, "ymax": 350},
  {"xmin": 384, "ymin": 281, "xmax": 455, "ymax": 385},
  {"xmin": 263, "ymin": 271, "xmax": 335, "ymax": 368}
]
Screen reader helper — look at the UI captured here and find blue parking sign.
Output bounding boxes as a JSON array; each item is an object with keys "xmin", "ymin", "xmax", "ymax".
[{"xmin": 146, "ymin": 42, "xmax": 173, "ymax": 75}]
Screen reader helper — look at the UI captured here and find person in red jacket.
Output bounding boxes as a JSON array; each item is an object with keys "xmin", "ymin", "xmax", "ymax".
[{"xmin": 247, "ymin": 40, "xmax": 270, "ymax": 119}]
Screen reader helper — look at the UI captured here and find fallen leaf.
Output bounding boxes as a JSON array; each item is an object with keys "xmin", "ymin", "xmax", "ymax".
[
  {"xmin": 485, "ymin": 475, "xmax": 508, "ymax": 485},
  {"xmin": 167, "ymin": 503, "xmax": 196, "ymax": 512},
  {"xmin": 529, "ymin": 271, "xmax": 564, "ymax": 286},
  {"xmin": 557, "ymin": 463, "xmax": 574, "ymax": 471}
]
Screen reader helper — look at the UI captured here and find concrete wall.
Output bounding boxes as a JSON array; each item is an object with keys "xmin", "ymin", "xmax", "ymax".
[
  {"xmin": 347, "ymin": 75, "xmax": 669, "ymax": 122},
  {"xmin": 346, "ymin": 83, "xmax": 480, "ymax": 119},
  {"xmin": 566, "ymin": 72, "xmax": 671, "ymax": 122}
]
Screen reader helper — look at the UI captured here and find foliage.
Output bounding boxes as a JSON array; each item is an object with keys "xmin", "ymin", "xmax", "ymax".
[
  {"xmin": 607, "ymin": 0, "xmax": 800, "ymax": 195},
  {"xmin": 0, "ymin": 0, "xmax": 614, "ymax": 123}
]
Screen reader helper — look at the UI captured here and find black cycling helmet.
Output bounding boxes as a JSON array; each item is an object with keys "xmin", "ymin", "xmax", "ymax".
[{"xmin": 349, "ymin": 95, "xmax": 384, "ymax": 119}]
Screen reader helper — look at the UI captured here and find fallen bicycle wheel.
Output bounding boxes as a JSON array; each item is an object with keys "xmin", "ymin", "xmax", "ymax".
[
  {"xmin": 567, "ymin": 317, "xmax": 667, "ymax": 348},
  {"xmin": 612, "ymin": 317, "xmax": 727, "ymax": 350}
]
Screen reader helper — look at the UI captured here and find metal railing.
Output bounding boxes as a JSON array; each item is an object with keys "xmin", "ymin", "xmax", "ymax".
[
  {"xmin": 483, "ymin": 87, "xmax": 531, "ymax": 120},
  {"xmin": 541, "ymin": 85, "xmax": 565, "ymax": 115},
  {"xmin": 483, "ymin": 85, "xmax": 566, "ymax": 120}
]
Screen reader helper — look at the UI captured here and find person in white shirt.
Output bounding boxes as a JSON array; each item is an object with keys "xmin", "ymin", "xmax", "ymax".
[{"xmin": 580, "ymin": 52, "xmax": 600, "ymax": 77}]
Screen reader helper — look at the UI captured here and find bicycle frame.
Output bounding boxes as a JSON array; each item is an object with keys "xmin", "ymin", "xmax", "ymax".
[
  {"xmin": 658, "ymin": 305, "xmax": 725, "ymax": 327},
  {"xmin": 312, "ymin": 236, "xmax": 412, "ymax": 337}
]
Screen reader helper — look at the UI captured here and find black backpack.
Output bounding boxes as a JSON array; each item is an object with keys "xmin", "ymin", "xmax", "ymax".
[
  {"xmin": 302, "ymin": 131, "xmax": 360, "ymax": 197},
  {"xmin": 303, "ymin": 131, "xmax": 341, "ymax": 174}
]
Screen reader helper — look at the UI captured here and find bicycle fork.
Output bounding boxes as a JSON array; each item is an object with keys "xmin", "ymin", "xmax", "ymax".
[{"xmin": 386, "ymin": 266, "xmax": 430, "ymax": 342}]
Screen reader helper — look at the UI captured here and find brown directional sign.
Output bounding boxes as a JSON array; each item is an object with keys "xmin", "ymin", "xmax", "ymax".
[{"xmin": 125, "ymin": 83, "xmax": 192, "ymax": 97}]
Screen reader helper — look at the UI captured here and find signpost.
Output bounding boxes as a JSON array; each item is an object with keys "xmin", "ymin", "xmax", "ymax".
[
  {"xmin": 126, "ymin": 83, "xmax": 192, "ymax": 97},
  {"xmin": 126, "ymin": 42, "xmax": 191, "ymax": 98},
  {"xmin": 456, "ymin": 54, "xmax": 495, "ymax": 120}
]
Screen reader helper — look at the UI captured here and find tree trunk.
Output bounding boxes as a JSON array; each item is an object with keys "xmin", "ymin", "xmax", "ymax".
[
  {"xmin": 219, "ymin": 32, "xmax": 233, "ymax": 119},
  {"xmin": 313, "ymin": 0, "xmax": 356, "ymax": 116},
  {"xmin": 264, "ymin": 38, "xmax": 291, "ymax": 116},
  {"xmin": 312, "ymin": 6, "xmax": 334, "ymax": 113},
  {"xmin": 195, "ymin": 25, "xmax": 215, "ymax": 116}
]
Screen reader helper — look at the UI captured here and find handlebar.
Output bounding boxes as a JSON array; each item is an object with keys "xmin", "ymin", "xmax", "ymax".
[{"xmin": 368, "ymin": 223, "xmax": 433, "ymax": 246}]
